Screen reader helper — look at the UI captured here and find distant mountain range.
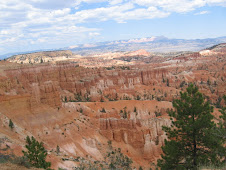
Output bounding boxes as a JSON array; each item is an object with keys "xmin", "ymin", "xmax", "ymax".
[
  {"xmin": 64, "ymin": 36, "xmax": 226, "ymax": 55},
  {"xmin": 1, "ymin": 36, "xmax": 226, "ymax": 59}
]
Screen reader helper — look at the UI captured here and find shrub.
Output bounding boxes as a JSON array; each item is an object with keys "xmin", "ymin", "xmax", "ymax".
[
  {"xmin": 11, "ymin": 156, "xmax": 32, "ymax": 168},
  {"xmin": 79, "ymin": 108, "xmax": 83, "ymax": 113},
  {"xmin": 0, "ymin": 154, "xmax": 11, "ymax": 163}
]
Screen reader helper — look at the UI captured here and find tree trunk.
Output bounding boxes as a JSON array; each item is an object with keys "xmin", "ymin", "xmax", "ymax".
[{"xmin": 193, "ymin": 111, "xmax": 197, "ymax": 169}]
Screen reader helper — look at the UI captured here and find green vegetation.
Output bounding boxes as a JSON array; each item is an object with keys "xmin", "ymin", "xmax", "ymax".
[
  {"xmin": 0, "ymin": 153, "xmax": 32, "ymax": 168},
  {"xmin": 106, "ymin": 141, "xmax": 133, "ymax": 169},
  {"xmin": 105, "ymin": 66, "xmax": 115, "ymax": 70},
  {"xmin": 100, "ymin": 96, "xmax": 104, "ymax": 102},
  {"xmin": 10, "ymin": 156, "xmax": 32, "ymax": 168},
  {"xmin": 139, "ymin": 166, "xmax": 143, "ymax": 170},
  {"xmin": 64, "ymin": 92, "xmax": 91, "ymax": 102},
  {"xmin": 120, "ymin": 66, "xmax": 130, "ymax": 70},
  {"xmin": 9, "ymin": 119, "xmax": 14, "ymax": 130},
  {"xmin": 135, "ymin": 95, "xmax": 141, "ymax": 100},
  {"xmin": 133, "ymin": 107, "xmax": 137, "ymax": 113},
  {"xmin": 207, "ymin": 78, "xmax": 211, "ymax": 86},
  {"xmin": 75, "ymin": 141, "xmax": 133, "ymax": 170},
  {"xmin": 100, "ymin": 107, "xmax": 106, "ymax": 113},
  {"xmin": 179, "ymin": 80, "xmax": 186, "ymax": 88},
  {"xmin": 74, "ymin": 93, "xmax": 82, "ymax": 102},
  {"xmin": 216, "ymin": 96, "xmax": 222, "ymax": 108},
  {"xmin": 123, "ymin": 95, "xmax": 131, "ymax": 100},
  {"xmin": 79, "ymin": 108, "xmax": 83, "ymax": 113},
  {"xmin": 56, "ymin": 145, "xmax": 60, "ymax": 155},
  {"xmin": 162, "ymin": 77, "xmax": 165, "ymax": 83},
  {"xmin": 84, "ymin": 93, "xmax": 90, "ymax": 102},
  {"xmin": 106, "ymin": 148, "xmax": 133, "ymax": 170},
  {"xmin": 120, "ymin": 107, "xmax": 128, "ymax": 119},
  {"xmin": 166, "ymin": 79, "xmax": 169, "ymax": 87},
  {"xmin": 154, "ymin": 111, "xmax": 161, "ymax": 117},
  {"xmin": 22, "ymin": 136, "xmax": 51, "ymax": 169},
  {"xmin": 157, "ymin": 84, "xmax": 225, "ymax": 170},
  {"xmin": 213, "ymin": 95, "xmax": 226, "ymax": 159}
]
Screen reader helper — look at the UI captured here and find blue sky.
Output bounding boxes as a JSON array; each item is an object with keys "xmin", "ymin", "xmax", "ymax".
[{"xmin": 0, "ymin": 0, "xmax": 226, "ymax": 55}]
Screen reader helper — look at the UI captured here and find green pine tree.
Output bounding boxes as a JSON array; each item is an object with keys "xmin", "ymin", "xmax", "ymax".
[
  {"xmin": 134, "ymin": 107, "xmax": 137, "ymax": 113},
  {"xmin": 9, "ymin": 119, "xmax": 14, "ymax": 130},
  {"xmin": 56, "ymin": 145, "xmax": 60, "ymax": 155},
  {"xmin": 157, "ymin": 84, "xmax": 225, "ymax": 170},
  {"xmin": 22, "ymin": 136, "xmax": 51, "ymax": 169},
  {"xmin": 166, "ymin": 79, "xmax": 169, "ymax": 87},
  {"xmin": 212, "ymin": 95, "xmax": 226, "ymax": 160},
  {"xmin": 100, "ymin": 107, "xmax": 106, "ymax": 113}
]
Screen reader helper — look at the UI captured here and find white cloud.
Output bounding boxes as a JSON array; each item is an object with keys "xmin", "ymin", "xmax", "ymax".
[
  {"xmin": 70, "ymin": 2, "xmax": 169, "ymax": 23},
  {"xmin": 89, "ymin": 32, "xmax": 101, "ymax": 36},
  {"xmin": 207, "ymin": 0, "xmax": 226, "ymax": 7},
  {"xmin": 195, "ymin": 10, "xmax": 210, "ymax": 15},
  {"xmin": 109, "ymin": 0, "xmax": 124, "ymax": 5},
  {"xmin": 71, "ymin": 3, "xmax": 136, "ymax": 23},
  {"xmin": 0, "ymin": 0, "xmax": 226, "ymax": 54},
  {"xmin": 0, "ymin": 30, "xmax": 9, "ymax": 35},
  {"xmin": 133, "ymin": 0, "xmax": 226, "ymax": 13},
  {"xmin": 133, "ymin": 0, "xmax": 204, "ymax": 13}
]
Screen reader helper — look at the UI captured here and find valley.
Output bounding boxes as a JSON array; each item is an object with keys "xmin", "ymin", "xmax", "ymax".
[{"xmin": 0, "ymin": 43, "xmax": 225, "ymax": 169}]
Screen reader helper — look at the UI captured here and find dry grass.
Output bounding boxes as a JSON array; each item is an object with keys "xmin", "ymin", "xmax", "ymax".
[{"xmin": 0, "ymin": 163, "xmax": 42, "ymax": 170}]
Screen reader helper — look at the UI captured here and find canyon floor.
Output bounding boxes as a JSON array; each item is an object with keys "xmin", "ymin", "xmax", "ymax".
[{"xmin": 0, "ymin": 44, "xmax": 225, "ymax": 169}]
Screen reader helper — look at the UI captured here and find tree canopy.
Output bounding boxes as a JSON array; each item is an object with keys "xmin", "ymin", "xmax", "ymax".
[
  {"xmin": 158, "ymin": 84, "xmax": 225, "ymax": 169},
  {"xmin": 22, "ymin": 136, "xmax": 51, "ymax": 169}
]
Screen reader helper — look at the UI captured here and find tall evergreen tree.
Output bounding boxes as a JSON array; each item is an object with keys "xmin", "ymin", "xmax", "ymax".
[
  {"xmin": 212, "ymin": 95, "xmax": 226, "ymax": 161},
  {"xmin": 22, "ymin": 136, "xmax": 51, "ymax": 169},
  {"xmin": 9, "ymin": 119, "xmax": 14, "ymax": 130},
  {"xmin": 158, "ymin": 84, "xmax": 225, "ymax": 169}
]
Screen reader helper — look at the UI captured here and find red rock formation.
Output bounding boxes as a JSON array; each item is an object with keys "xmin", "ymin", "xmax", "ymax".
[{"xmin": 0, "ymin": 47, "xmax": 225, "ymax": 169}]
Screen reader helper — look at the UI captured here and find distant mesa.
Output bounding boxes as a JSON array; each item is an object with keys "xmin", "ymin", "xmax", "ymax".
[
  {"xmin": 126, "ymin": 49, "xmax": 150, "ymax": 56},
  {"xmin": 5, "ymin": 42, "xmax": 226, "ymax": 67},
  {"xmin": 7, "ymin": 50, "xmax": 74, "ymax": 64},
  {"xmin": 199, "ymin": 43, "xmax": 226, "ymax": 55}
]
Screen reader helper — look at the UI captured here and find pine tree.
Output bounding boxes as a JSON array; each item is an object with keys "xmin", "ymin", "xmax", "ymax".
[
  {"xmin": 22, "ymin": 136, "xmax": 51, "ymax": 169},
  {"xmin": 134, "ymin": 107, "xmax": 137, "ymax": 113},
  {"xmin": 100, "ymin": 107, "xmax": 106, "ymax": 113},
  {"xmin": 56, "ymin": 145, "xmax": 60, "ymax": 155},
  {"xmin": 212, "ymin": 95, "xmax": 226, "ymax": 161},
  {"xmin": 166, "ymin": 78, "xmax": 169, "ymax": 87},
  {"xmin": 158, "ymin": 84, "xmax": 225, "ymax": 169},
  {"xmin": 9, "ymin": 119, "xmax": 14, "ymax": 130}
]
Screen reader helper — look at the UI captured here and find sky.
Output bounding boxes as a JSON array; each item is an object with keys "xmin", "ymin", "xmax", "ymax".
[{"xmin": 0, "ymin": 0, "xmax": 226, "ymax": 55}]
